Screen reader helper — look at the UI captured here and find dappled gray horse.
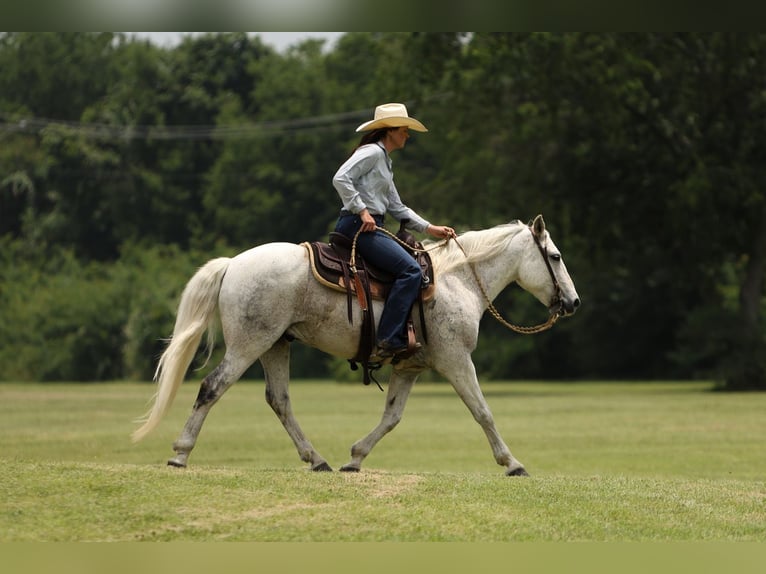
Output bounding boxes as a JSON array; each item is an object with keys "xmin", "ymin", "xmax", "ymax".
[{"xmin": 133, "ymin": 215, "xmax": 579, "ymax": 475}]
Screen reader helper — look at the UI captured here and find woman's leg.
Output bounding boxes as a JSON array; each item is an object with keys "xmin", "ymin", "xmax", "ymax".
[
  {"xmin": 334, "ymin": 214, "xmax": 422, "ymax": 350},
  {"xmin": 359, "ymin": 232, "xmax": 421, "ymax": 350}
]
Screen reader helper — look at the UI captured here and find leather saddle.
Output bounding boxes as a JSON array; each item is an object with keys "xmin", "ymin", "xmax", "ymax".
[
  {"xmin": 301, "ymin": 221, "xmax": 435, "ymax": 387},
  {"xmin": 304, "ymin": 231, "xmax": 435, "ymax": 308}
]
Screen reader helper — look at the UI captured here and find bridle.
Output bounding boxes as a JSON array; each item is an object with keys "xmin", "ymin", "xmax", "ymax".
[
  {"xmin": 351, "ymin": 224, "xmax": 563, "ymax": 335},
  {"xmin": 455, "ymin": 225, "xmax": 561, "ymax": 335}
]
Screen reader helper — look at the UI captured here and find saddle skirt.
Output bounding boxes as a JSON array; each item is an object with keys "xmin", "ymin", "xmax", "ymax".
[{"xmin": 302, "ymin": 232, "xmax": 435, "ymax": 302}]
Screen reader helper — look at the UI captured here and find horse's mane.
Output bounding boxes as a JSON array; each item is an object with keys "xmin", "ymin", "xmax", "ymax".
[{"xmin": 429, "ymin": 220, "xmax": 528, "ymax": 276}]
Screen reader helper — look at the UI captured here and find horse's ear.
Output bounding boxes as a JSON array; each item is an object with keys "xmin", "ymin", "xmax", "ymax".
[{"xmin": 532, "ymin": 214, "xmax": 546, "ymax": 239}]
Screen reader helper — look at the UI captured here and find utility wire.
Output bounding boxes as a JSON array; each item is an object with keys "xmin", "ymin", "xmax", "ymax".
[{"xmin": 0, "ymin": 108, "xmax": 370, "ymax": 141}]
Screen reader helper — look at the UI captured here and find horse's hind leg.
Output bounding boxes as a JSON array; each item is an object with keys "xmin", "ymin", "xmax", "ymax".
[
  {"xmin": 168, "ymin": 355, "xmax": 249, "ymax": 467},
  {"xmin": 340, "ymin": 369, "xmax": 418, "ymax": 472},
  {"xmin": 260, "ymin": 339, "xmax": 332, "ymax": 471}
]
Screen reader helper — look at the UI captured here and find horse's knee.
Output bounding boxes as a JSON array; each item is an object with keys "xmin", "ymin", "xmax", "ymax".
[{"xmin": 472, "ymin": 407, "xmax": 494, "ymax": 427}]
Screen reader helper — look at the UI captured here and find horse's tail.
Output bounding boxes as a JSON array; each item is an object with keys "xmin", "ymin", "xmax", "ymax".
[{"xmin": 132, "ymin": 257, "xmax": 231, "ymax": 442}]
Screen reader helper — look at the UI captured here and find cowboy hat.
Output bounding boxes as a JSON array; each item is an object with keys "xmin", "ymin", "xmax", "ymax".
[{"xmin": 355, "ymin": 102, "xmax": 428, "ymax": 133}]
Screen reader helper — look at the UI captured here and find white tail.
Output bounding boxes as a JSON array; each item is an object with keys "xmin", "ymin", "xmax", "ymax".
[{"xmin": 132, "ymin": 257, "xmax": 231, "ymax": 442}]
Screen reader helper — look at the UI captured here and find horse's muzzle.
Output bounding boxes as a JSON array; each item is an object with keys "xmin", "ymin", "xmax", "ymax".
[{"xmin": 551, "ymin": 296, "xmax": 580, "ymax": 317}]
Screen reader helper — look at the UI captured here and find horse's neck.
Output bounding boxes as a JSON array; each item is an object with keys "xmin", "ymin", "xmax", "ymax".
[
  {"xmin": 444, "ymin": 230, "xmax": 522, "ymax": 303},
  {"xmin": 467, "ymin": 252, "xmax": 519, "ymax": 303}
]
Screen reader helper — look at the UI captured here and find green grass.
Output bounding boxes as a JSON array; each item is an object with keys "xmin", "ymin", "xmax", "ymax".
[{"xmin": 1, "ymin": 380, "xmax": 764, "ymax": 541}]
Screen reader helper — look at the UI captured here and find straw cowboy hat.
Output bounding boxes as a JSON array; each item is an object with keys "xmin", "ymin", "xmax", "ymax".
[{"xmin": 355, "ymin": 102, "xmax": 428, "ymax": 133}]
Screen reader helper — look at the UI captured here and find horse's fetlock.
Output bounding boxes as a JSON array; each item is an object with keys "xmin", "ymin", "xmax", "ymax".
[
  {"xmin": 172, "ymin": 439, "xmax": 194, "ymax": 453},
  {"xmin": 299, "ymin": 451, "xmax": 313, "ymax": 463}
]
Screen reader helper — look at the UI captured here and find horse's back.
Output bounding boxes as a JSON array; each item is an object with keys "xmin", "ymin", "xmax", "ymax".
[{"xmin": 230, "ymin": 241, "xmax": 307, "ymax": 269}]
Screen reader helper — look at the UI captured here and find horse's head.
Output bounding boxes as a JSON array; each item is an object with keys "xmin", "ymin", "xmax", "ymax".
[{"xmin": 516, "ymin": 215, "xmax": 580, "ymax": 318}]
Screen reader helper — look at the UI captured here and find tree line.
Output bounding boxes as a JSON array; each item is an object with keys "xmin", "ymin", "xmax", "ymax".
[{"xmin": 1, "ymin": 32, "xmax": 764, "ymax": 389}]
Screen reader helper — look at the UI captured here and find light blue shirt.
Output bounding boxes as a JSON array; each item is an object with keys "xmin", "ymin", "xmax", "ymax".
[{"xmin": 332, "ymin": 142, "xmax": 430, "ymax": 232}]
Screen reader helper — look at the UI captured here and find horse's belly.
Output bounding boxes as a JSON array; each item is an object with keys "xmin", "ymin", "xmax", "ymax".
[{"xmin": 287, "ymin": 294, "xmax": 384, "ymax": 359}]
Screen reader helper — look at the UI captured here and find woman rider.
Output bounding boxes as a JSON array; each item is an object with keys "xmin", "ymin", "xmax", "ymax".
[{"xmin": 332, "ymin": 102, "xmax": 456, "ymax": 361}]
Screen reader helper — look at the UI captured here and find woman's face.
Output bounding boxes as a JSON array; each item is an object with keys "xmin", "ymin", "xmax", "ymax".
[{"xmin": 386, "ymin": 127, "xmax": 410, "ymax": 151}]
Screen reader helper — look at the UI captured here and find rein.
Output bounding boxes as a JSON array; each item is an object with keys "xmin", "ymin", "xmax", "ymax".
[
  {"xmin": 463, "ymin": 227, "xmax": 561, "ymax": 335},
  {"xmin": 350, "ymin": 225, "xmax": 561, "ymax": 335}
]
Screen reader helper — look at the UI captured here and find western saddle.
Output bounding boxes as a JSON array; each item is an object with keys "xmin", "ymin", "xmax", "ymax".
[{"xmin": 301, "ymin": 221, "xmax": 434, "ymax": 387}]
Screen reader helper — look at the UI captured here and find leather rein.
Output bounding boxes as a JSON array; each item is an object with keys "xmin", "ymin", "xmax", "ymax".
[{"xmin": 351, "ymin": 224, "xmax": 562, "ymax": 335}]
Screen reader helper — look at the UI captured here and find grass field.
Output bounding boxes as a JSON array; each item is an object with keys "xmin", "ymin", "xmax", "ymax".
[{"xmin": 1, "ymin": 380, "xmax": 764, "ymax": 542}]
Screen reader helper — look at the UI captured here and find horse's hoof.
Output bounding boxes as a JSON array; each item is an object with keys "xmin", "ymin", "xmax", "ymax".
[
  {"xmin": 339, "ymin": 465, "xmax": 360, "ymax": 473},
  {"xmin": 506, "ymin": 467, "xmax": 529, "ymax": 477},
  {"xmin": 167, "ymin": 458, "xmax": 187, "ymax": 468},
  {"xmin": 312, "ymin": 462, "xmax": 333, "ymax": 472}
]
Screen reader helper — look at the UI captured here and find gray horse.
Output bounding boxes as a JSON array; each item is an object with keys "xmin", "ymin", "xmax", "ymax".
[{"xmin": 133, "ymin": 215, "xmax": 579, "ymax": 476}]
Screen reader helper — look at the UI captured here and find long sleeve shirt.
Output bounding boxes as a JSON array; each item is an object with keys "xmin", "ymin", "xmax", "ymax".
[{"xmin": 332, "ymin": 142, "xmax": 430, "ymax": 232}]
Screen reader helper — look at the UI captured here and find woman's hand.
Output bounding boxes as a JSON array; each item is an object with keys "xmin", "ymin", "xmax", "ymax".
[
  {"xmin": 427, "ymin": 224, "xmax": 456, "ymax": 240},
  {"xmin": 359, "ymin": 209, "xmax": 378, "ymax": 232}
]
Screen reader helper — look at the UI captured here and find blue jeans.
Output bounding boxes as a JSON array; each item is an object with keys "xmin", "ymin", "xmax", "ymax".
[{"xmin": 335, "ymin": 213, "xmax": 422, "ymax": 349}]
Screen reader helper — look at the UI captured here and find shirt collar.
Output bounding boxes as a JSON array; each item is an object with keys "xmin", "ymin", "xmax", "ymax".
[{"xmin": 375, "ymin": 141, "xmax": 392, "ymax": 169}]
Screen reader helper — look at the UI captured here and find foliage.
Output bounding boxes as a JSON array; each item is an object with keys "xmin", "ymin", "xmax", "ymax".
[
  {"xmin": 0, "ymin": 240, "xmax": 125, "ymax": 380},
  {"xmin": 1, "ymin": 32, "xmax": 766, "ymax": 388},
  {"xmin": 423, "ymin": 33, "xmax": 766, "ymax": 388},
  {"xmin": 0, "ymin": 238, "xmax": 210, "ymax": 381}
]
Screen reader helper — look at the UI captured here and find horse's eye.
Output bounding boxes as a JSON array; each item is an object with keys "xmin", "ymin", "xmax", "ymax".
[{"xmin": 550, "ymin": 253, "xmax": 561, "ymax": 262}]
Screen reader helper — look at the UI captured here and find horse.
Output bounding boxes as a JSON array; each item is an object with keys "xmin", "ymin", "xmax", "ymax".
[{"xmin": 132, "ymin": 215, "xmax": 579, "ymax": 476}]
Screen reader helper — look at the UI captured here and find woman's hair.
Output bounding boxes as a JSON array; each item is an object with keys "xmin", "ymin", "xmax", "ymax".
[{"xmin": 356, "ymin": 127, "xmax": 392, "ymax": 150}]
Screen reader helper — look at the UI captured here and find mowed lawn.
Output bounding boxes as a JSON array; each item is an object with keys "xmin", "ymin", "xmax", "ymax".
[{"xmin": 0, "ymin": 380, "xmax": 764, "ymax": 541}]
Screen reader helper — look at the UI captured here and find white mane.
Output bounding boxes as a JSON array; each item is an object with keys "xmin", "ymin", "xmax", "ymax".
[{"xmin": 430, "ymin": 220, "xmax": 528, "ymax": 276}]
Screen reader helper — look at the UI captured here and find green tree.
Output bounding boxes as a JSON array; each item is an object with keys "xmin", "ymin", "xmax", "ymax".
[
  {"xmin": 0, "ymin": 32, "xmax": 115, "ymax": 119},
  {"xmin": 3, "ymin": 32, "xmax": 765, "ymax": 386},
  {"xmin": 428, "ymin": 33, "xmax": 766, "ymax": 387}
]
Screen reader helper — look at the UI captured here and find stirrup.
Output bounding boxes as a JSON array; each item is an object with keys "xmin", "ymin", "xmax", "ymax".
[{"xmin": 393, "ymin": 341, "xmax": 422, "ymax": 361}]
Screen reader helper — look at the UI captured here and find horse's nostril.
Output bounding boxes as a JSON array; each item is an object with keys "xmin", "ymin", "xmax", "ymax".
[{"xmin": 573, "ymin": 298, "xmax": 580, "ymax": 309}]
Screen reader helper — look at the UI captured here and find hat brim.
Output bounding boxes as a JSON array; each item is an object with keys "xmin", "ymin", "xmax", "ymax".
[{"xmin": 355, "ymin": 117, "xmax": 428, "ymax": 133}]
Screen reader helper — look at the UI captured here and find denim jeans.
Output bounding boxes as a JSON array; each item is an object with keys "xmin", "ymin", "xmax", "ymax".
[{"xmin": 335, "ymin": 213, "xmax": 422, "ymax": 349}]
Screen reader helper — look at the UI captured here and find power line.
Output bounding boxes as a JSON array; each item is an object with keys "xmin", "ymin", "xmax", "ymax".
[{"xmin": 0, "ymin": 108, "xmax": 369, "ymax": 141}]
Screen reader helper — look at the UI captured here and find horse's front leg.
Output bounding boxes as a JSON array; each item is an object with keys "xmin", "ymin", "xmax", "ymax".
[
  {"xmin": 260, "ymin": 339, "xmax": 332, "ymax": 471},
  {"xmin": 440, "ymin": 354, "xmax": 528, "ymax": 476},
  {"xmin": 340, "ymin": 369, "xmax": 418, "ymax": 472}
]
